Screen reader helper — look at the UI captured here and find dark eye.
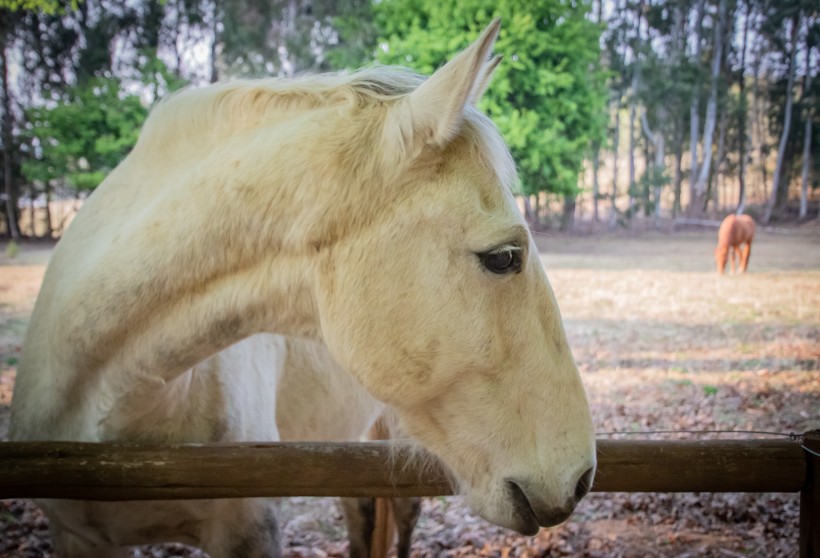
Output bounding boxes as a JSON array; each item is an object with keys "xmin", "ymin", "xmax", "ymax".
[{"xmin": 478, "ymin": 246, "xmax": 523, "ymax": 274}]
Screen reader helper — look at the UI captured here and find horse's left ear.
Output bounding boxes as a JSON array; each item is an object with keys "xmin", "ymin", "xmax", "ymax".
[{"xmin": 406, "ymin": 19, "xmax": 501, "ymax": 148}]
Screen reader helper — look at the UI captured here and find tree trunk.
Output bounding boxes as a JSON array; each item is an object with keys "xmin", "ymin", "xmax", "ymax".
[
  {"xmin": 610, "ymin": 97, "xmax": 621, "ymax": 227},
  {"xmin": 209, "ymin": 0, "xmax": 220, "ymax": 83},
  {"xmin": 641, "ymin": 108, "xmax": 666, "ymax": 221},
  {"xmin": 692, "ymin": 0, "xmax": 727, "ymax": 215},
  {"xmin": 736, "ymin": 0, "xmax": 750, "ymax": 214},
  {"xmin": 533, "ymin": 193, "xmax": 540, "ymax": 229},
  {"xmin": 799, "ymin": 42, "xmax": 813, "ymax": 220},
  {"xmin": 172, "ymin": 0, "xmax": 185, "ymax": 78},
  {"xmin": 673, "ymin": 136, "xmax": 683, "ymax": 218},
  {"xmin": 592, "ymin": 144, "xmax": 600, "ymax": 223},
  {"xmin": 688, "ymin": 0, "xmax": 706, "ymax": 215},
  {"xmin": 0, "ymin": 39, "xmax": 19, "ymax": 241},
  {"xmin": 763, "ymin": 14, "xmax": 799, "ymax": 224},
  {"xmin": 521, "ymin": 195, "xmax": 535, "ymax": 227},
  {"xmin": 43, "ymin": 179, "xmax": 53, "ymax": 238},
  {"xmin": 752, "ymin": 52, "xmax": 768, "ymax": 202},
  {"xmin": 561, "ymin": 195, "xmax": 576, "ymax": 231},
  {"xmin": 710, "ymin": 109, "xmax": 729, "ymax": 213},
  {"xmin": 628, "ymin": 71, "xmax": 638, "ymax": 217},
  {"xmin": 26, "ymin": 181, "xmax": 35, "ymax": 237}
]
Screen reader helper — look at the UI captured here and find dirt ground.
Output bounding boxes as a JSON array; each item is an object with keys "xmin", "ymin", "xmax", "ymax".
[{"xmin": 1, "ymin": 227, "xmax": 818, "ymax": 558}]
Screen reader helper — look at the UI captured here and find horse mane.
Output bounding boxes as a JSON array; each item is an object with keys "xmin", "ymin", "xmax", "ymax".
[{"xmin": 135, "ymin": 65, "xmax": 517, "ymax": 193}]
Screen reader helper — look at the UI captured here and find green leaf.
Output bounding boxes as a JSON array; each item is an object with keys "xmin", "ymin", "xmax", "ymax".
[{"xmin": 374, "ymin": 0, "xmax": 606, "ymax": 196}]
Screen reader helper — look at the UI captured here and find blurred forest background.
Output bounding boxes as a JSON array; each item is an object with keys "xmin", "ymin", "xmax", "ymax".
[{"xmin": 0, "ymin": 0, "xmax": 816, "ymax": 240}]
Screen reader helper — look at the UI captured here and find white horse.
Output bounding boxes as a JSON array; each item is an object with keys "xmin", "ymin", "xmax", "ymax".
[{"xmin": 10, "ymin": 20, "xmax": 595, "ymax": 557}]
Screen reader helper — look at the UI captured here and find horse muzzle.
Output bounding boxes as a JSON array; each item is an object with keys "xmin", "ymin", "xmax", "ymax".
[{"xmin": 503, "ymin": 466, "xmax": 596, "ymax": 535}]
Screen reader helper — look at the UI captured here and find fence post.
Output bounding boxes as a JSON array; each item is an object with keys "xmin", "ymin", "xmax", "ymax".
[{"xmin": 800, "ymin": 430, "xmax": 820, "ymax": 558}]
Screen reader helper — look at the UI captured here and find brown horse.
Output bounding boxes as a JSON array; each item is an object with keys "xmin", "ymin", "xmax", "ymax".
[{"xmin": 715, "ymin": 214, "xmax": 756, "ymax": 274}]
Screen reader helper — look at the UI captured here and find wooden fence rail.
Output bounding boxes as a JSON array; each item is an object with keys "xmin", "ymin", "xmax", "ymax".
[{"xmin": 1, "ymin": 435, "xmax": 817, "ymax": 556}]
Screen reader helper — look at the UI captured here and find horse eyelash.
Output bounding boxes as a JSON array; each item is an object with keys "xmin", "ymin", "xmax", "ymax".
[{"xmin": 484, "ymin": 243, "xmax": 523, "ymax": 254}]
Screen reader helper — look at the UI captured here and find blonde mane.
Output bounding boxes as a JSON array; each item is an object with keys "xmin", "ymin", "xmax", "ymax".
[{"xmin": 137, "ymin": 66, "xmax": 517, "ymax": 194}]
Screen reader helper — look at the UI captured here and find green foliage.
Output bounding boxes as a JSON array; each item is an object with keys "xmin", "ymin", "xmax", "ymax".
[
  {"xmin": 20, "ymin": 51, "xmax": 186, "ymax": 194},
  {"xmin": 22, "ymin": 76, "xmax": 148, "ymax": 191},
  {"xmin": 0, "ymin": 0, "xmax": 66, "ymax": 13},
  {"xmin": 374, "ymin": 0, "xmax": 607, "ymax": 196},
  {"xmin": 323, "ymin": 1, "xmax": 380, "ymax": 70}
]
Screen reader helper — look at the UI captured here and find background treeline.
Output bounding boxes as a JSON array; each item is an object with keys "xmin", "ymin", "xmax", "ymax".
[{"xmin": 0, "ymin": 0, "xmax": 816, "ymax": 239}]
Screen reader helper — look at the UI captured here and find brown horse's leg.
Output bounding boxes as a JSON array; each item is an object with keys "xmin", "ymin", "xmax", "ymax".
[
  {"xmin": 731, "ymin": 247, "xmax": 740, "ymax": 274},
  {"xmin": 741, "ymin": 242, "xmax": 752, "ymax": 272}
]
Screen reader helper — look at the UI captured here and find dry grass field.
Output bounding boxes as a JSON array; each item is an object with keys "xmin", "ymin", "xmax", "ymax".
[{"xmin": 0, "ymin": 227, "xmax": 818, "ymax": 557}]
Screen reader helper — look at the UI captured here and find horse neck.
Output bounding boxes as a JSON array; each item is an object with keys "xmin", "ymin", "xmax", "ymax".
[{"xmin": 36, "ymin": 109, "xmax": 367, "ymax": 387}]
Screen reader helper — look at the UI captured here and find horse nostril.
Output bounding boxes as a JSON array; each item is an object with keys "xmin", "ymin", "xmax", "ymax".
[{"xmin": 574, "ymin": 467, "xmax": 595, "ymax": 502}]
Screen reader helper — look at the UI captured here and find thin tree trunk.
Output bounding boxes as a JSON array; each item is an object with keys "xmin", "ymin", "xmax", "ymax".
[
  {"xmin": 692, "ymin": 0, "xmax": 727, "ymax": 214},
  {"xmin": 209, "ymin": 0, "xmax": 220, "ymax": 83},
  {"xmin": 593, "ymin": 0, "xmax": 603, "ymax": 225},
  {"xmin": 592, "ymin": 144, "xmax": 600, "ymax": 223},
  {"xmin": 799, "ymin": 118, "xmax": 811, "ymax": 218},
  {"xmin": 561, "ymin": 195, "xmax": 576, "ymax": 231},
  {"xmin": 673, "ymin": 134, "xmax": 683, "ymax": 218},
  {"xmin": 521, "ymin": 195, "xmax": 535, "ymax": 227},
  {"xmin": 625, "ymin": 0, "xmax": 644, "ymax": 221},
  {"xmin": 533, "ymin": 193, "xmax": 540, "ymax": 228},
  {"xmin": 688, "ymin": 0, "xmax": 706, "ymax": 215},
  {"xmin": 1, "ymin": 40, "xmax": 19, "ymax": 241},
  {"xmin": 710, "ymin": 109, "xmax": 729, "ymax": 213},
  {"xmin": 641, "ymin": 109, "xmax": 666, "ymax": 221},
  {"xmin": 610, "ymin": 97, "xmax": 621, "ymax": 227},
  {"xmin": 43, "ymin": 179, "xmax": 53, "ymax": 238},
  {"xmin": 627, "ymin": 88, "xmax": 637, "ymax": 217},
  {"xmin": 752, "ymin": 53, "xmax": 768, "ymax": 201},
  {"xmin": 763, "ymin": 14, "xmax": 799, "ymax": 224},
  {"xmin": 172, "ymin": 0, "xmax": 185, "ymax": 78},
  {"xmin": 736, "ymin": 0, "xmax": 750, "ymax": 214},
  {"xmin": 628, "ymin": 71, "xmax": 638, "ymax": 217},
  {"xmin": 799, "ymin": 43, "xmax": 813, "ymax": 220},
  {"xmin": 26, "ymin": 181, "xmax": 35, "ymax": 237},
  {"xmin": 670, "ymin": 4, "xmax": 685, "ymax": 219}
]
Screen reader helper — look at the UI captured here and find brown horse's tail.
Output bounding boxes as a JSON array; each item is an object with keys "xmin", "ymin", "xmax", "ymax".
[{"xmin": 368, "ymin": 417, "xmax": 396, "ymax": 558}]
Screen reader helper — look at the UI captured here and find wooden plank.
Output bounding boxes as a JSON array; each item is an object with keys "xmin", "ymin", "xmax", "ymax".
[
  {"xmin": 0, "ymin": 439, "xmax": 806, "ymax": 501},
  {"xmin": 592, "ymin": 439, "xmax": 805, "ymax": 493},
  {"xmin": 799, "ymin": 430, "xmax": 820, "ymax": 558}
]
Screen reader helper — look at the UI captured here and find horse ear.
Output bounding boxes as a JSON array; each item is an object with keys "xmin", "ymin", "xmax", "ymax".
[
  {"xmin": 406, "ymin": 19, "xmax": 500, "ymax": 148},
  {"xmin": 469, "ymin": 55, "xmax": 503, "ymax": 106}
]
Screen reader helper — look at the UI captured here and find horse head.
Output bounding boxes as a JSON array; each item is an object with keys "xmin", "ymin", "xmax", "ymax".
[{"xmin": 313, "ymin": 20, "xmax": 596, "ymax": 534}]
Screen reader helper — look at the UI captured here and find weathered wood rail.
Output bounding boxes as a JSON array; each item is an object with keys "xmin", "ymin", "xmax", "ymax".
[{"xmin": 1, "ymin": 434, "xmax": 817, "ymax": 556}]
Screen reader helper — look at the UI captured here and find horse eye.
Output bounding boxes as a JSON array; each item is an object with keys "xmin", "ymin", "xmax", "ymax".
[{"xmin": 479, "ymin": 247, "xmax": 522, "ymax": 275}]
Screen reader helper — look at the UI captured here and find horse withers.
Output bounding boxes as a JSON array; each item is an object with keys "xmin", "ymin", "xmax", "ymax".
[
  {"xmin": 10, "ymin": 20, "xmax": 595, "ymax": 557},
  {"xmin": 715, "ymin": 214, "xmax": 756, "ymax": 274}
]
